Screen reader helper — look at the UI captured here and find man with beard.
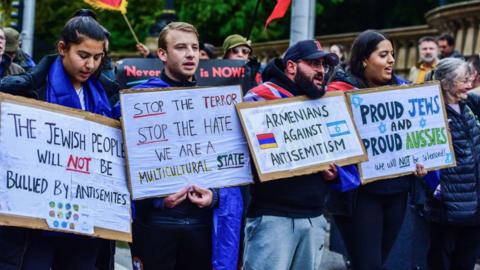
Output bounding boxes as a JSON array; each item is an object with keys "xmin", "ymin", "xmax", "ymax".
[
  {"xmin": 408, "ymin": 36, "xmax": 439, "ymax": 83},
  {"xmin": 242, "ymin": 40, "xmax": 340, "ymax": 270}
]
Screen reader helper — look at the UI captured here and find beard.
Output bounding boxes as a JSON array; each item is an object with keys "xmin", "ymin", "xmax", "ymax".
[
  {"xmin": 294, "ymin": 68, "xmax": 326, "ymax": 99},
  {"xmin": 420, "ymin": 54, "xmax": 436, "ymax": 64}
]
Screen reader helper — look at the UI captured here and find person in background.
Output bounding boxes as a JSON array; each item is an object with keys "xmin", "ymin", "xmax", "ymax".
[
  {"xmin": 223, "ymin": 34, "xmax": 252, "ymax": 60},
  {"xmin": 330, "ymin": 44, "xmax": 347, "ymax": 64},
  {"xmin": 222, "ymin": 34, "xmax": 260, "ymax": 93},
  {"xmin": 438, "ymin": 33, "xmax": 463, "ymax": 59},
  {"xmin": 426, "ymin": 57, "xmax": 480, "ymax": 270},
  {"xmin": 0, "ymin": 16, "xmax": 114, "ymax": 270},
  {"xmin": 200, "ymin": 42, "xmax": 215, "ymax": 60},
  {"xmin": 3, "ymin": 27, "xmax": 35, "ymax": 72},
  {"xmin": 468, "ymin": 54, "xmax": 480, "ymax": 95},
  {"xmin": 327, "ymin": 30, "xmax": 428, "ymax": 270},
  {"xmin": 0, "ymin": 27, "xmax": 24, "ymax": 78},
  {"xmin": 408, "ymin": 36, "xmax": 439, "ymax": 83}
]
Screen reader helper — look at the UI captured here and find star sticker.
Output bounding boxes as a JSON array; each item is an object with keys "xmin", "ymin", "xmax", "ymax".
[
  {"xmin": 419, "ymin": 118, "xmax": 427, "ymax": 128},
  {"xmin": 350, "ymin": 95, "xmax": 363, "ymax": 108},
  {"xmin": 378, "ymin": 122, "xmax": 387, "ymax": 134}
]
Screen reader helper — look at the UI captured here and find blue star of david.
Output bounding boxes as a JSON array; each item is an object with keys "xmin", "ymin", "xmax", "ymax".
[
  {"xmin": 378, "ymin": 122, "xmax": 387, "ymax": 134},
  {"xmin": 350, "ymin": 95, "xmax": 363, "ymax": 108},
  {"xmin": 419, "ymin": 118, "xmax": 427, "ymax": 128}
]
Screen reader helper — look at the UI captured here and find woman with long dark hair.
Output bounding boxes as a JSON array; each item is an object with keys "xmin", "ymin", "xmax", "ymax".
[
  {"xmin": 0, "ymin": 16, "xmax": 117, "ymax": 270},
  {"xmin": 327, "ymin": 30, "xmax": 427, "ymax": 270}
]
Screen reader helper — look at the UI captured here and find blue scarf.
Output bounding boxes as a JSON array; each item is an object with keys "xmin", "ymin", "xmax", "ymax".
[{"xmin": 46, "ymin": 56, "xmax": 112, "ymax": 117}]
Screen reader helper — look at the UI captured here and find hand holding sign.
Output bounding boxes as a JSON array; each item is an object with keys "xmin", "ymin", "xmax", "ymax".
[
  {"xmin": 164, "ymin": 187, "xmax": 189, "ymax": 208},
  {"xmin": 321, "ymin": 164, "xmax": 338, "ymax": 181},
  {"xmin": 188, "ymin": 185, "xmax": 213, "ymax": 208},
  {"xmin": 413, "ymin": 163, "xmax": 428, "ymax": 178}
]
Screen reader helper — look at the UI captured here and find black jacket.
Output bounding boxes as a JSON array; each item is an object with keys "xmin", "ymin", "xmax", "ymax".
[
  {"xmin": 0, "ymin": 55, "xmax": 120, "ymax": 105},
  {"xmin": 0, "ymin": 55, "xmax": 119, "ymax": 270},
  {"xmin": 426, "ymin": 94, "xmax": 480, "ymax": 225},
  {"xmin": 246, "ymin": 58, "xmax": 328, "ymax": 218}
]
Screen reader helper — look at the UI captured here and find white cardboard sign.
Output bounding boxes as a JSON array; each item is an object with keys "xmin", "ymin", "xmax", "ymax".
[
  {"xmin": 347, "ymin": 83, "xmax": 456, "ymax": 183},
  {"xmin": 236, "ymin": 92, "xmax": 367, "ymax": 182},
  {"xmin": 120, "ymin": 85, "xmax": 253, "ymax": 199},
  {"xmin": 0, "ymin": 98, "xmax": 131, "ymax": 241}
]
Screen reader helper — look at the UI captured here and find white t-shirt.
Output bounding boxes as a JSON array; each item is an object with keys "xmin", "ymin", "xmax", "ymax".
[
  {"xmin": 75, "ymin": 86, "xmax": 85, "ymax": 110},
  {"xmin": 448, "ymin": 103, "xmax": 460, "ymax": 114}
]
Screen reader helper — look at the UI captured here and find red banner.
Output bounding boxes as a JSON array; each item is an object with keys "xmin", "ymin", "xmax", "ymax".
[{"xmin": 265, "ymin": 0, "xmax": 292, "ymax": 29}]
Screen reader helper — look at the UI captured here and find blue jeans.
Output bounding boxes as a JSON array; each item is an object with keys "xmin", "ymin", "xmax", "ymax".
[{"xmin": 243, "ymin": 215, "xmax": 326, "ymax": 270}]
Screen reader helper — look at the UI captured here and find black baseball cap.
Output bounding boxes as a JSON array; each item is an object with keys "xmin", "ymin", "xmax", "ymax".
[{"xmin": 283, "ymin": 40, "xmax": 339, "ymax": 67}]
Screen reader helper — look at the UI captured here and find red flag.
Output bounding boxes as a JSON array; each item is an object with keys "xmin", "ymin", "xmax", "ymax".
[
  {"xmin": 264, "ymin": 0, "xmax": 292, "ymax": 29},
  {"xmin": 84, "ymin": 0, "xmax": 128, "ymax": 14}
]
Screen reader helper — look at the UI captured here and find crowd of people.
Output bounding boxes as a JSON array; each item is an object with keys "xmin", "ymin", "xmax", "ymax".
[{"xmin": 0, "ymin": 8, "xmax": 479, "ymax": 270}]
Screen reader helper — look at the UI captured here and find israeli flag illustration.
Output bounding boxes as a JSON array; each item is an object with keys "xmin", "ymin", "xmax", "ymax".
[{"xmin": 326, "ymin": 120, "xmax": 350, "ymax": 137}]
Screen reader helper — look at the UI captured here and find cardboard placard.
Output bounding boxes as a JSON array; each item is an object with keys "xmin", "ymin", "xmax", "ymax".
[
  {"xmin": 120, "ymin": 85, "xmax": 253, "ymax": 200},
  {"xmin": 346, "ymin": 82, "xmax": 456, "ymax": 183},
  {"xmin": 116, "ymin": 58, "xmax": 247, "ymax": 89},
  {"xmin": 0, "ymin": 93, "xmax": 131, "ymax": 242},
  {"xmin": 236, "ymin": 91, "xmax": 367, "ymax": 182}
]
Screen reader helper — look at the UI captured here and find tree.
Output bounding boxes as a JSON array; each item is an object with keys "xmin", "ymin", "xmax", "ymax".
[{"xmin": 31, "ymin": 0, "xmax": 467, "ymax": 59}]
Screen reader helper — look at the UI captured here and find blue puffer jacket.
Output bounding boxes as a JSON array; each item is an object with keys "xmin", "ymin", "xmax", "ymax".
[
  {"xmin": 426, "ymin": 93, "xmax": 480, "ymax": 225},
  {"xmin": 115, "ymin": 77, "xmax": 243, "ymax": 270}
]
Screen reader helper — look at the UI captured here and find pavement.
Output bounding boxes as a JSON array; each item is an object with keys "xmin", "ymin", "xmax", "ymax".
[
  {"xmin": 114, "ymin": 245, "xmax": 348, "ymax": 270},
  {"xmin": 113, "ymin": 233, "xmax": 480, "ymax": 270},
  {"xmin": 113, "ymin": 223, "xmax": 348, "ymax": 270}
]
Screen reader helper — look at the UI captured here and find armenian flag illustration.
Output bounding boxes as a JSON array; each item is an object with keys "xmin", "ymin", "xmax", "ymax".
[{"xmin": 256, "ymin": 133, "xmax": 278, "ymax": 149}]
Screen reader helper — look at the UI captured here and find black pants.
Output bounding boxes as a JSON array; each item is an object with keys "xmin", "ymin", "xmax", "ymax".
[
  {"xmin": 428, "ymin": 222, "xmax": 480, "ymax": 270},
  {"xmin": 20, "ymin": 232, "xmax": 103, "ymax": 270},
  {"xmin": 334, "ymin": 191, "xmax": 408, "ymax": 270},
  {"xmin": 131, "ymin": 217, "xmax": 212, "ymax": 270}
]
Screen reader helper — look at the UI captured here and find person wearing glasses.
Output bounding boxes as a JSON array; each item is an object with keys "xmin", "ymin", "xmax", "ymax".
[
  {"xmin": 426, "ymin": 57, "xmax": 480, "ymax": 270},
  {"xmin": 242, "ymin": 39, "xmax": 346, "ymax": 270},
  {"xmin": 222, "ymin": 34, "xmax": 252, "ymax": 60},
  {"xmin": 222, "ymin": 34, "xmax": 261, "ymax": 94}
]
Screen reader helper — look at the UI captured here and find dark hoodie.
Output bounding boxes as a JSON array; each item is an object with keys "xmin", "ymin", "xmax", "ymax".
[{"xmin": 246, "ymin": 58, "xmax": 328, "ymax": 218}]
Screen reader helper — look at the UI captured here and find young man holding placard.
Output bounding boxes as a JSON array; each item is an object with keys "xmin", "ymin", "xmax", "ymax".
[
  {"xmin": 123, "ymin": 22, "xmax": 243, "ymax": 270},
  {"xmin": 242, "ymin": 40, "xmax": 348, "ymax": 270}
]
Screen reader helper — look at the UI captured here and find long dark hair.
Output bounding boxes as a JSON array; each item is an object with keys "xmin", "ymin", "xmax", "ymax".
[
  {"xmin": 348, "ymin": 30, "xmax": 395, "ymax": 85},
  {"xmin": 60, "ymin": 16, "xmax": 106, "ymax": 49}
]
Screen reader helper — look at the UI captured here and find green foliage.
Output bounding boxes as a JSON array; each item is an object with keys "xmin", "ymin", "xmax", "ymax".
[
  {"xmin": 29, "ymin": 0, "xmax": 468, "ymax": 59},
  {"xmin": 177, "ymin": 0, "xmax": 286, "ymax": 45}
]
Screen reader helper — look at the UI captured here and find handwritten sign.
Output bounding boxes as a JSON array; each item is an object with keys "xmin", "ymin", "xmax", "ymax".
[
  {"xmin": 236, "ymin": 92, "xmax": 367, "ymax": 182},
  {"xmin": 0, "ymin": 94, "xmax": 131, "ymax": 242},
  {"xmin": 116, "ymin": 58, "xmax": 247, "ymax": 89},
  {"xmin": 347, "ymin": 83, "xmax": 456, "ymax": 183},
  {"xmin": 120, "ymin": 85, "xmax": 253, "ymax": 199}
]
